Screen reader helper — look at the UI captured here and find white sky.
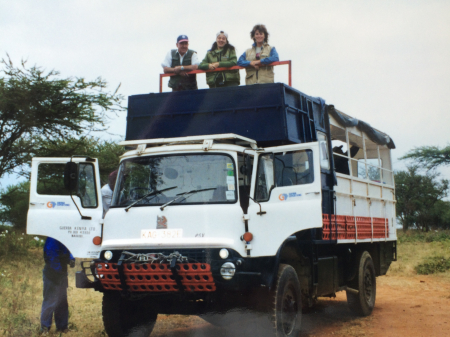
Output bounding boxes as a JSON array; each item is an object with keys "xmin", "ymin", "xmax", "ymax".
[{"xmin": 1, "ymin": 0, "xmax": 450, "ymax": 186}]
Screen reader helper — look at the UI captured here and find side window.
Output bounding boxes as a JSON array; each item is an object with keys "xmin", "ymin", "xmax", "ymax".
[
  {"xmin": 358, "ymin": 158, "xmax": 381, "ymax": 182},
  {"xmin": 36, "ymin": 162, "xmax": 97, "ymax": 208},
  {"xmin": 77, "ymin": 163, "xmax": 98, "ymax": 208},
  {"xmin": 274, "ymin": 150, "xmax": 314, "ymax": 187},
  {"xmin": 237, "ymin": 154, "xmax": 254, "ymax": 212},
  {"xmin": 255, "ymin": 150, "xmax": 314, "ymax": 202},
  {"xmin": 237, "ymin": 154, "xmax": 254, "ymax": 188},
  {"xmin": 255, "ymin": 154, "xmax": 274, "ymax": 201},
  {"xmin": 37, "ymin": 164, "xmax": 70, "ymax": 196}
]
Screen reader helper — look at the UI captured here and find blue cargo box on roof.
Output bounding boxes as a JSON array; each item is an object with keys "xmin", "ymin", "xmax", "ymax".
[{"xmin": 125, "ymin": 83, "xmax": 326, "ymax": 145}]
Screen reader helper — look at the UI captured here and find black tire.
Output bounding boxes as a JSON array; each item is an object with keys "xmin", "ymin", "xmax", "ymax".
[
  {"xmin": 346, "ymin": 251, "xmax": 376, "ymax": 316},
  {"xmin": 102, "ymin": 292, "xmax": 157, "ymax": 337},
  {"xmin": 269, "ymin": 264, "xmax": 302, "ymax": 337}
]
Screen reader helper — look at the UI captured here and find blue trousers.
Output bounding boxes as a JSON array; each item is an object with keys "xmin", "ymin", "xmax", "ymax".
[{"xmin": 40, "ymin": 272, "xmax": 69, "ymax": 330}]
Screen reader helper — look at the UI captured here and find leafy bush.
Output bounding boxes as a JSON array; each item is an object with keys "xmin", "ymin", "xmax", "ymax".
[
  {"xmin": 0, "ymin": 226, "xmax": 44, "ymax": 259},
  {"xmin": 398, "ymin": 230, "xmax": 450, "ymax": 243},
  {"xmin": 415, "ymin": 256, "xmax": 450, "ymax": 275},
  {"xmin": 0, "ymin": 182, "xmax": 30, "ymax": 230}
]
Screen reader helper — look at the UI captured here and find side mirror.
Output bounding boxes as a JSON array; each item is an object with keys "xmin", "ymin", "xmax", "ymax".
[{"xmin": 64, "ymin": 162, "xmax": 78, "ymax": 191}]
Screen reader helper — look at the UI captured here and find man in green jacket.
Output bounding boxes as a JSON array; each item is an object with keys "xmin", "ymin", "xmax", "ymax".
[
  {"xmin": 198, "ymin": 31, "xmax": 240, "ymax": 88},
  {"xmin": 161, "ymin": 35, "xmax": 200, "ymax": 91}
]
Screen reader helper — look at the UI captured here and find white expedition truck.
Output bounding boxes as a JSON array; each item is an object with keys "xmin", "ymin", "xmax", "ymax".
[{"xmin": 27, "ymin": 83, "xmax": 397, "ymax": 337}]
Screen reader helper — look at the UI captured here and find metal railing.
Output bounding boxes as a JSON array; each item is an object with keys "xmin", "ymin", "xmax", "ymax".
[{"xmin": 159, "ymin": 60, "xmax": 292, "ymax": 93}]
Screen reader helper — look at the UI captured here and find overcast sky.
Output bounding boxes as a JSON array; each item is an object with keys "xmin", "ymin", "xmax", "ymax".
[{"xmin": 1, "ymin": 0, "xmax": 450, "ymax": 186}]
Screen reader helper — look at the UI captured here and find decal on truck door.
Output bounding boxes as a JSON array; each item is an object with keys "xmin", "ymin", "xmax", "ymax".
[
  {"xmin": 278, "ymin": 192, "xmax": 302, "ymax": 201},
  {"xmin": 47, "ymin": 201, "xmax": 70, "ymax": 208}
]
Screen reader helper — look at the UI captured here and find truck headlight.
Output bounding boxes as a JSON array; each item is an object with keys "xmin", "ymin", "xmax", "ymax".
[
  {"xmin": 104, "ymin": 251, "xmax": 113, "ymax": 261},
  {"xmin": 219, "ymin": 249, "xmax": 229, "ymax": 259},
  {"xmin": 220, "ymin": 262, "xmax": 236, "ymax": 280}
]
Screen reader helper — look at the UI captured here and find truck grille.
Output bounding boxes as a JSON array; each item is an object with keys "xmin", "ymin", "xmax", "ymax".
[
  {"xmin": 97, "ymin": 262, "xmax": 216, "ymax": 292},
  {"xmin": 118, "ymin": 249, "xmax": 208, "ymax": 264}
]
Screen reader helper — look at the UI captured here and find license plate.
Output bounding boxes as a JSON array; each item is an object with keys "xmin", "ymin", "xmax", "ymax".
[{"xmin": 141, "ymin": 229, "xmax": 183, "ymax": 239}]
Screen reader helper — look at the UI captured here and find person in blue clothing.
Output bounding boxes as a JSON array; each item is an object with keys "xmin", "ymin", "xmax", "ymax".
[
  {"xmin": 237, "ymin": 24, "xmax": 279, "ymax": 85},
  {"xmin": 40, "ymin": 237, "xmax": 75, "ymax": 335}
]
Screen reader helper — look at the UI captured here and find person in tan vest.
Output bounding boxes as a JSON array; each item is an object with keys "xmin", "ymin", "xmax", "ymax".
[{"xmin": 237, "ymin": 24, "xmax": 279, "ymax": 85}]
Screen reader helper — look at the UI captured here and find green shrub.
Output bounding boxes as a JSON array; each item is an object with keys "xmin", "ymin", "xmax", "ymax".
[
  {"xmin": 415, "ymin": 256, "xmax": 450, "ymax": 275},
  {"xmin": 0, "ymin": 227, "xmax": 44, "ymax": 259},
  {"xmin": 398, "ymin": 230, "xmax": 450, "ymax": 243}
]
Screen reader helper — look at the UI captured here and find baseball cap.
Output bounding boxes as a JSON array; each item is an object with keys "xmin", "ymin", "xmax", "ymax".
[
  {"xmin": 216, "ymin": 31, "xmax": 228, "ymax": 39},
  {"xmin": 177, "ymin": 35, "xmax": 189, "ymax": 43}
]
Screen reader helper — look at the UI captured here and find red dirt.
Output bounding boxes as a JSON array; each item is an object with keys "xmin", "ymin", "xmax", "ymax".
[{"xmin": 150, "ymin": 275, "xmax": 450, "ymax": 337}]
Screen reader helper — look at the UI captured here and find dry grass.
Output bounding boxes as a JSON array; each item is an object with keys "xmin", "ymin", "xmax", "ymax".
[
  {"xmin": 0, "ymin": 250, "xmax": 105, "ymax": 336},
  {"xmin": 1, "ymin": 249, "xmax": 47, "ymax": 336},
  {"xmin": 388, "ymin": 232, "xmax": 450, "ymax": 277}
]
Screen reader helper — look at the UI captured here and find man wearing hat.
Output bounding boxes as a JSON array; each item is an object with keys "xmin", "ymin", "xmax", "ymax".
[{"xmin": 161, "ymin": 35, "xmax": 200, "ymax": 91}]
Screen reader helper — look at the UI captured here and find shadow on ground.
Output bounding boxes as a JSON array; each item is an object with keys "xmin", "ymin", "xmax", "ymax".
[{"xmin": 151, "ymin": 297, "xmax": 362, "ymax": 337}]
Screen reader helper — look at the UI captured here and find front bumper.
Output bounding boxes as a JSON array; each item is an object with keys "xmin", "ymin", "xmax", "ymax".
[{"xmin": 76, "ymin": 248, "xmax": 276, "ymax": 293}]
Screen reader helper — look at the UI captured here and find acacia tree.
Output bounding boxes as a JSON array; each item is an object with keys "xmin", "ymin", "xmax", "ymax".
[
  {"xmin": 0, "ymin": 56, "xmax": 123, "ymax": 179},
  {"xmin": 401, "ymin": 145, "xmax": 450, "ymax": 170},
  {"xmin": 395, "ymin": 166, "xmax": 449, "ymax": 231},
  {"xmin": 27, "ymin": 136, "xmax": 125, "ymax": 184}
]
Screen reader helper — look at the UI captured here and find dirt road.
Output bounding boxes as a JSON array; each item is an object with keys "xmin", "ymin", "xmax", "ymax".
[{"xmin": 149, "ymin": 275, "xmax": 450, "ymax": 337}]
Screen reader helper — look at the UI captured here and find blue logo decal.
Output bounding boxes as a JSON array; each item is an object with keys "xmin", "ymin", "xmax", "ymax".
[
  {"xmin": 47, "ymin": 201, "xmax": 70, "ymax": 208},
  {"xmin": 279, "ymin": 192, "xmax": 302, "ymax": 201}
]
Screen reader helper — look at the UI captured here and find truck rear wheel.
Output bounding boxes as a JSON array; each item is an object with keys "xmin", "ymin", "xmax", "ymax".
[
  {"xmin": 102, "ymin": 292, "xmax": 157, "ymax": 337},
  {"xmin": 270, "ymin": 264, "xmax": 302, "ymax": 337},
  {"xmin": 346, "ymin": 251, "xmax": 376, "ymax": 316}
]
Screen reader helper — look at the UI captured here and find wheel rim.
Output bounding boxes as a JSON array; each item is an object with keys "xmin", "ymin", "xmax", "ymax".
[
  {"xmin": 281, "ymin": 284, "xmax": 298, "ymax": 335},
  {"xmin": 363, "ymin": 267, "xmax": 374, "ymax": 305}
]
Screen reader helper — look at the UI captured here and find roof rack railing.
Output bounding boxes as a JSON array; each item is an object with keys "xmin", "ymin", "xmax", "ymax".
[
  {"xmin": 120, "ymin": 133, "xmax": 258, "ymax": 150},
  {"xmin": 159, "ymin": 60, "xmax": 292, "ymax": 93}
]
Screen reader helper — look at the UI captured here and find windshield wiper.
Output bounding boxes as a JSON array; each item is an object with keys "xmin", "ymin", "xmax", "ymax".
[
  {"xmin": 160, "ymin": 188, "xmax": 216, "ymax": 211},
  {"xmin": 125, "ymin": 186, "xmax": 177, "ymax": 212}
]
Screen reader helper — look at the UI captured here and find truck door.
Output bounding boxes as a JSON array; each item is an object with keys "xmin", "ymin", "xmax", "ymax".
[
  {"xmin": 27, "ymin": 157, "xmax": 103, "ymax": 258},
  {"xmin": 247, "ymin": 142, "xmax": 322, "ymax": 257}
]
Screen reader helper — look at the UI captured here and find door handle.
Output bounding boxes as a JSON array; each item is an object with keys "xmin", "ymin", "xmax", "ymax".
[
  {"xmin": 30, "ymin": 202, "xmax": 44, "ymax": 205},
  {"xmin": 306, "ymin": 192, "xmax": 320, "ymax": 195}
]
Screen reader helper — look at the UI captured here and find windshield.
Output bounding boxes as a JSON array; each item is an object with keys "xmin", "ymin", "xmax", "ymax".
[{"xmin": 111, "ymin": 153, "xmax": 237, "ymax": 207}]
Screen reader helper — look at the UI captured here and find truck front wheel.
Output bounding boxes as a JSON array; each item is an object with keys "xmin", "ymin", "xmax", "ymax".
[
  {"xmin": 270, "ymin": 264, "xmax": 302, "ymax": 337},
  {"xmin": 346, "ymin": 251, "xmax": 376, "ymax": 316},
  {"xmin": 102, "ymin": 292, "xmax": 157, "ymax": 337}
]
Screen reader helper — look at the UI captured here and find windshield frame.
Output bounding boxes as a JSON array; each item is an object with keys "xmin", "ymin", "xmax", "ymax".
[{"xmin": 110, "ymin": 152, "xmax": 239, "ymax": 208}]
